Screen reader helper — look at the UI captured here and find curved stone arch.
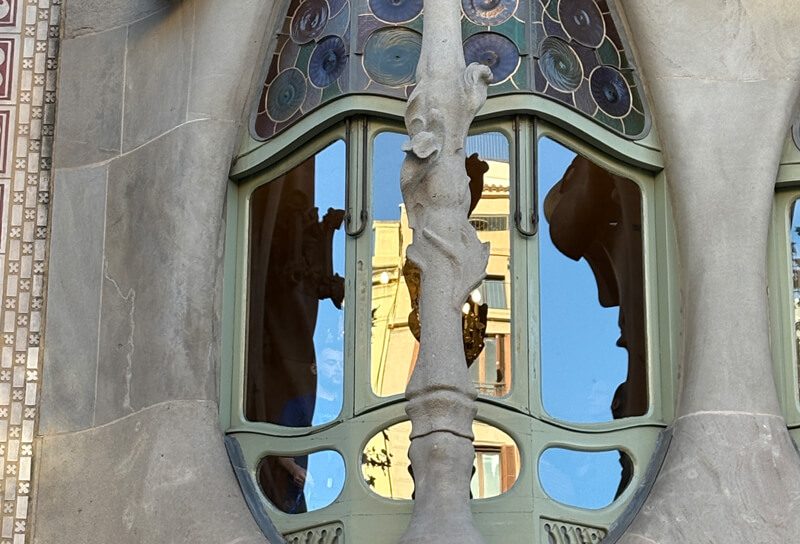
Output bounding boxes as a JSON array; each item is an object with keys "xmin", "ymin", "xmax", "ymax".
[{"xmin": 35, "ymin": 1, "xmax": 288, "ymax": 543}]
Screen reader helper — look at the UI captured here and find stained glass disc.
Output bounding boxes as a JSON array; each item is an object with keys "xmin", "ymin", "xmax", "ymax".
[
  {"xmin": 369, "ymin": 0, "xmax": 423, "ymax": 24},
  {"xmin": 266, "ymin": 68, "xmax": 308, "ymax": 122},
  {"xmin": 462, "ymin": 0, "xmax": 518, "ymax": 26},
  {"xmin": 291, "ymin": 0, "xmax": 330, "ymax": 44},
  {"xmin": 463, "ymin": 32, "xmax": 520, "ymax": 84},
  {"xmin": 309, "ymin": 36, "xmax": 348, "ymax": 88},
  {"xmin": 538, "ymin": 37, "xmax": 583, "ymax": 92},
  {"xmin": 590, "ymin": 65, "xmax": 631, "ymax": 118},
  {"xmin": 363, "ymin": 28, "xmax": 422, "ymax": 87},
  {"xmin": 557, "ymin": 0, "xmax": 605, "ymax": 48}
]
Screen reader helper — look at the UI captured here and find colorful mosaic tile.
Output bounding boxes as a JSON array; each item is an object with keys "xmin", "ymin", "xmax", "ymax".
[
  {"xmin": 0, "ymin": 0, "xmax": 59, "ymax": 542},
  {"xmin": 254, "ymin": 0, "xmax": 649, "ymax": 141}
]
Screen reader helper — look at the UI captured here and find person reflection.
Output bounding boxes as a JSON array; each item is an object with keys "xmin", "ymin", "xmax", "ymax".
[
  {"xmin": 543, "ymin": 156, "xmax": 646, "ymax": 496},
  {"xmin": 246, "ymin": 153, "xmax": 345, "ymax": 512}
]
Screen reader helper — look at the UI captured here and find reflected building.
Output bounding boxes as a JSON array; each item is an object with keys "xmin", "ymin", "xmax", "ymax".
[{"xmin": 368, "ymin": 135, "xmax": 518, "ymax": 499}]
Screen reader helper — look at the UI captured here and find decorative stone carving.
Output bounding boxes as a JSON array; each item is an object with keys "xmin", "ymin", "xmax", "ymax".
[
  {"xmin": 285, "ymin": 522, "xmax": 344, "ymax": 544},
  {"xmin": 541, "ymin": 519, "xmax": 606, "ymax": 544},
  {"xmin": 397, "ymin": 2, "xmax": 492, "ymax": 544}
]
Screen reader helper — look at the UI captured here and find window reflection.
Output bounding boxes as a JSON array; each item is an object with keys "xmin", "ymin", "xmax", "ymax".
[
  {"xmin": 538, "ymin": 137, "xmax": 647, "ymax": 423},
  {"xmin": 260, "ymin": 450, "xmax": 346, "ymax": 514},
  {"xmin": 790, "ymin": 200, "xmax": 800, "ymax": 397},
  {"xmin": 362, "ymin": 420, "xmax": 520, "ymax": 500},
  {"xmin": 370, "ymin": 132, "xmax": 513, "ymax": 398},
  {"xmin": 245, "ymin": 141, "xmax": 346, "ymax": 426},
  {"xmin": 538, "ymin": 448, "xmax": 630, "ymax": 510}
]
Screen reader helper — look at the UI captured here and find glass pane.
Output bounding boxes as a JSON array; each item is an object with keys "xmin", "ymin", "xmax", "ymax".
[
  {"xmin": 790, "ymin": 199, "xmax": 800, "ymax": 399},
  {"xmin": 370, "ymin": 131, "xmax": 513, "ymax": 398},
  {"xmin": 538, "ymin": 137, "xmax": 647, "ymax": 423},
  {"xmin": 245, "ymin": 140, "xmax": 346, "ymax": 426},
  {"xmin": 539, "ymin": 448, "xmax": 631, "ymax": 509},
  {"xmin": 362, "ymin": 420, "xmax": 520, "ymax": 500},
  {"xmin": 259, "ymin": 450, "xmax": 346, "ymax": 514}
]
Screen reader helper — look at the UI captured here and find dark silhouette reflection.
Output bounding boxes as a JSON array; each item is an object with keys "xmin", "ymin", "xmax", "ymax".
[
  {"xmin": 246, "ymin": 144, "xmax": 346, "ymax": 429},
  {"xmin": 260, "ymin": 451, "xmax": 346, "ymax": 514},
  {"xmin": 543, "ymin": 155, "xmax": 645, "ymax": 498},
  {"xmin": 543, "ymin": 155, "xmax": 646, "ymax": 418}
]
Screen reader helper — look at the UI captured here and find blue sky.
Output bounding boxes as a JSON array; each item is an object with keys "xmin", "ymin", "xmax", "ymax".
[{"xmin": 296, "ymin": 134, "xmax": 625, "ymax": 511}]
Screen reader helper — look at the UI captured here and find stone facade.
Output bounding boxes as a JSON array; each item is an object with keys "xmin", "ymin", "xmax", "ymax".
[{"xmin": 0, "ymin": 1, "xmax": 794, "ymax": 543}]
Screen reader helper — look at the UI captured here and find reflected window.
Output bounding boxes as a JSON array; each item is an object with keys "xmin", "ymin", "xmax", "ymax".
[
  {"xmin": 362, "ymin": 420, "xmax": 520, "ymax": 500},
  {"xmin": 245, "ymin": 141, "xmax": 346, "ymax": 426},
  {"xmin": 538, "ymin": 137, "xmax": 647, "ymax": 423},
  {"xmin": 260, "ymin": 450, "xmax": 346, "ymax": 514},
  {"xmin": 370, "ymin": 131, "xmax": 513, "ymax": 398},
  {"xmin": 538, "ymin": 448, "xmax": 630, "ymax": 510},
  {"xmin": 790, "ymin": 199, "xmax": 800, "ymax": 397}
]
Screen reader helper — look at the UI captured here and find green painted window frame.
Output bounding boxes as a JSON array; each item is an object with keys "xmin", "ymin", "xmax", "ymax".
[{"xmin": 221, "ymin": 97, "xmax": 678, "ymax": 543}]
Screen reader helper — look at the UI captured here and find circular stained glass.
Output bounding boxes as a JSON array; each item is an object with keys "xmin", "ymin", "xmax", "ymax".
[
  {"xmin": 266, "ymin": 68, "xmax": 308, "ymax": 123},
  {"xmin": 309, "ymin": 36, "xmax": 348, "ymax": 88},
  {"xmin": 539, "ymin": 37, "xmax": 583, "ymax": 92},
  {"xmin": 590, "ymin": 65, "xmax": 631, "ymax": 118},
  {"xmin": 463, "ymin": 32, "xmax": 520, "ymax": 84},
  {"xmin": 557, "ymin": 0, "xmax": 605, "ymax": 48},
  {"xmin": 369, "ymin": 0, "xmax": 423, "ymax": 23},
  {"xmin": 462, "ymin": 0, "xmax": 518, "ymax": 26},
  {"xmin": 291, "ymin": 0, "xmax": 330, "ymax": 44},
  {"xmin": 364, "ymin": 28, "xmax": 422, "ymax": 87}
]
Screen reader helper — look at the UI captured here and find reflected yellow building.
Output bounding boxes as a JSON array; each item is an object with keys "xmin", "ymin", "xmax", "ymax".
[{"xmin": 366, "ymin": 142, "xmax": 519, "ymax": 500}]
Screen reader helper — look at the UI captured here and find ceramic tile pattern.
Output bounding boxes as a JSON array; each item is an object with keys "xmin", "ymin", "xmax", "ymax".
[{"xmin": 0, "ymin": 0, "xmax": 58, "ymax": 541}]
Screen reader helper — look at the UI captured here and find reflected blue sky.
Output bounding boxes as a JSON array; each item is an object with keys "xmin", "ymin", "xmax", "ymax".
[
  {"xmin": 311, "ymin": 140, "xmax": 347, "ymax": 427},
  {"xmin": 538, "ymin": 137, "xmax": 628, "ymax": 424},
  {"xmin": 538, "ymin": 448, "xmax": 622, "ymax": 509}
]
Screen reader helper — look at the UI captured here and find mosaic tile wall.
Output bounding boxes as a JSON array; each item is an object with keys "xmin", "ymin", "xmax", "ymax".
[{"xmin": 0, "ymin": 0, "xmax": 59, "ymax": 541}]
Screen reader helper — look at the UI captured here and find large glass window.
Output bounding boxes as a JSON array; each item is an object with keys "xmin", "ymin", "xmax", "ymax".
[
  {"xmin": 370, "ymin": 130, "xmax": 513, "ymax": 400},
  {"xmin": 226, "ymin": 117, "xmax": 668, "ymax": 544},
  {"xmin": 244, "ymin": 140, "xmax": 346, "ymax": 427}
]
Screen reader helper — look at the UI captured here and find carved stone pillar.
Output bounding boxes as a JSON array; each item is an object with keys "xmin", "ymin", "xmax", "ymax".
[
  {"xmin": 614, "ymin": 1, "xmax": 800, "ymax": 541},
  {"xmin": 397, "ymin": 2, "xmax": 491, "ymax": 544}
]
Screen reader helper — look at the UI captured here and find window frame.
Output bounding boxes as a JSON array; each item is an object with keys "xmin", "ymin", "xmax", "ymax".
[{"xmin": 222, "ymin": 101, "xmax": 678, "ymax": 540}]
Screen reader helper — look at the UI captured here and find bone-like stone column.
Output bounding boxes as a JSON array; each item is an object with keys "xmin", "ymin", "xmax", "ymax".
[
  {"xmin": 614, "ymin": 1, "xmax": 800, "ymax": 541},
  {"xmin": 397, "ymin": 2, "xmax": 492, "ymax": 543}
]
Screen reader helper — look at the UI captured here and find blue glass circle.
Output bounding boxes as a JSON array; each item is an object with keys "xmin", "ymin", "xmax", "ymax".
[
  {"xmin": 590, "ymin": 65, "xmax": 631, "ymax": 117},
  {"xmin": 463, "ymin": 32, "xmax": 520, "ymax": 84},
  {"xmin": 291, "ymin": 0, "xmax": 330, "ymax": 44},
  {"xmin": 369, "ymin": 0, "xmax": 423, "ymax": 23},
  {"xmin": 309, "ymin": 35, "xmax": 348, "ymax": 88},
  {"xmin": 557, "ymin": 0, "xmax": 605, "ymax": 48},
  {"xmin": 539, "ymin": 37, "xmax": 583, "ymax": 92},
  {"xmin": 266, "ymin": 68, "xmax": 308, "ymax": 122},
  {"xmin": 462, "ymin": 0, "xmax": 518, "ymax": 26},
  {"xmin": 363, "ymin": 27, "xmax": 422, "ymax": 87}
]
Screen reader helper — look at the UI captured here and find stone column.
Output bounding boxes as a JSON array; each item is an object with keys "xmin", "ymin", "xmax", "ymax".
[
  {"xmin": 615, "ymin": 1, "xmax": 800, "ymax": 541},
  {"xmin": 397, "ymin": 2, "xmax": 492, "ymax": 544}
]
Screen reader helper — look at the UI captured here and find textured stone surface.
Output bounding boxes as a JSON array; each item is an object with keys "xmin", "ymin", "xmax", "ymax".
[
  {"xmin": 188, "ymin": 0, "xmax": 277, "ymax": 121},
  {"xmin": 623, "ymin": 414, "xmax": 800, "ymax": 541},
  {"xmin": 94, "ymin": 119, "xmax": 235, "ymax": 425},
  {"xmin": 615, "ymin": 1, "xmax": 800, "ymax": 541},
  {"xmin": 53, "ymin": 27, "xmax": 125, "ymax": 168},
  {"xmin": 122, "ymin": 3, "xmax": 192, "ymax": 151},
  {"xmin": 37, "ymin": 1, "xmax": 282, "ymax": 541},
  {"xmin": 63, "ymin": 0, "xmax": 172, "ymax": 38},
  {"xmin": 40, "ymin": 164, "xmax": 108, "ymax": 434},
  {"xmin": 33, "ymin": 401, "xmax": 266, "ymax": 544}
]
